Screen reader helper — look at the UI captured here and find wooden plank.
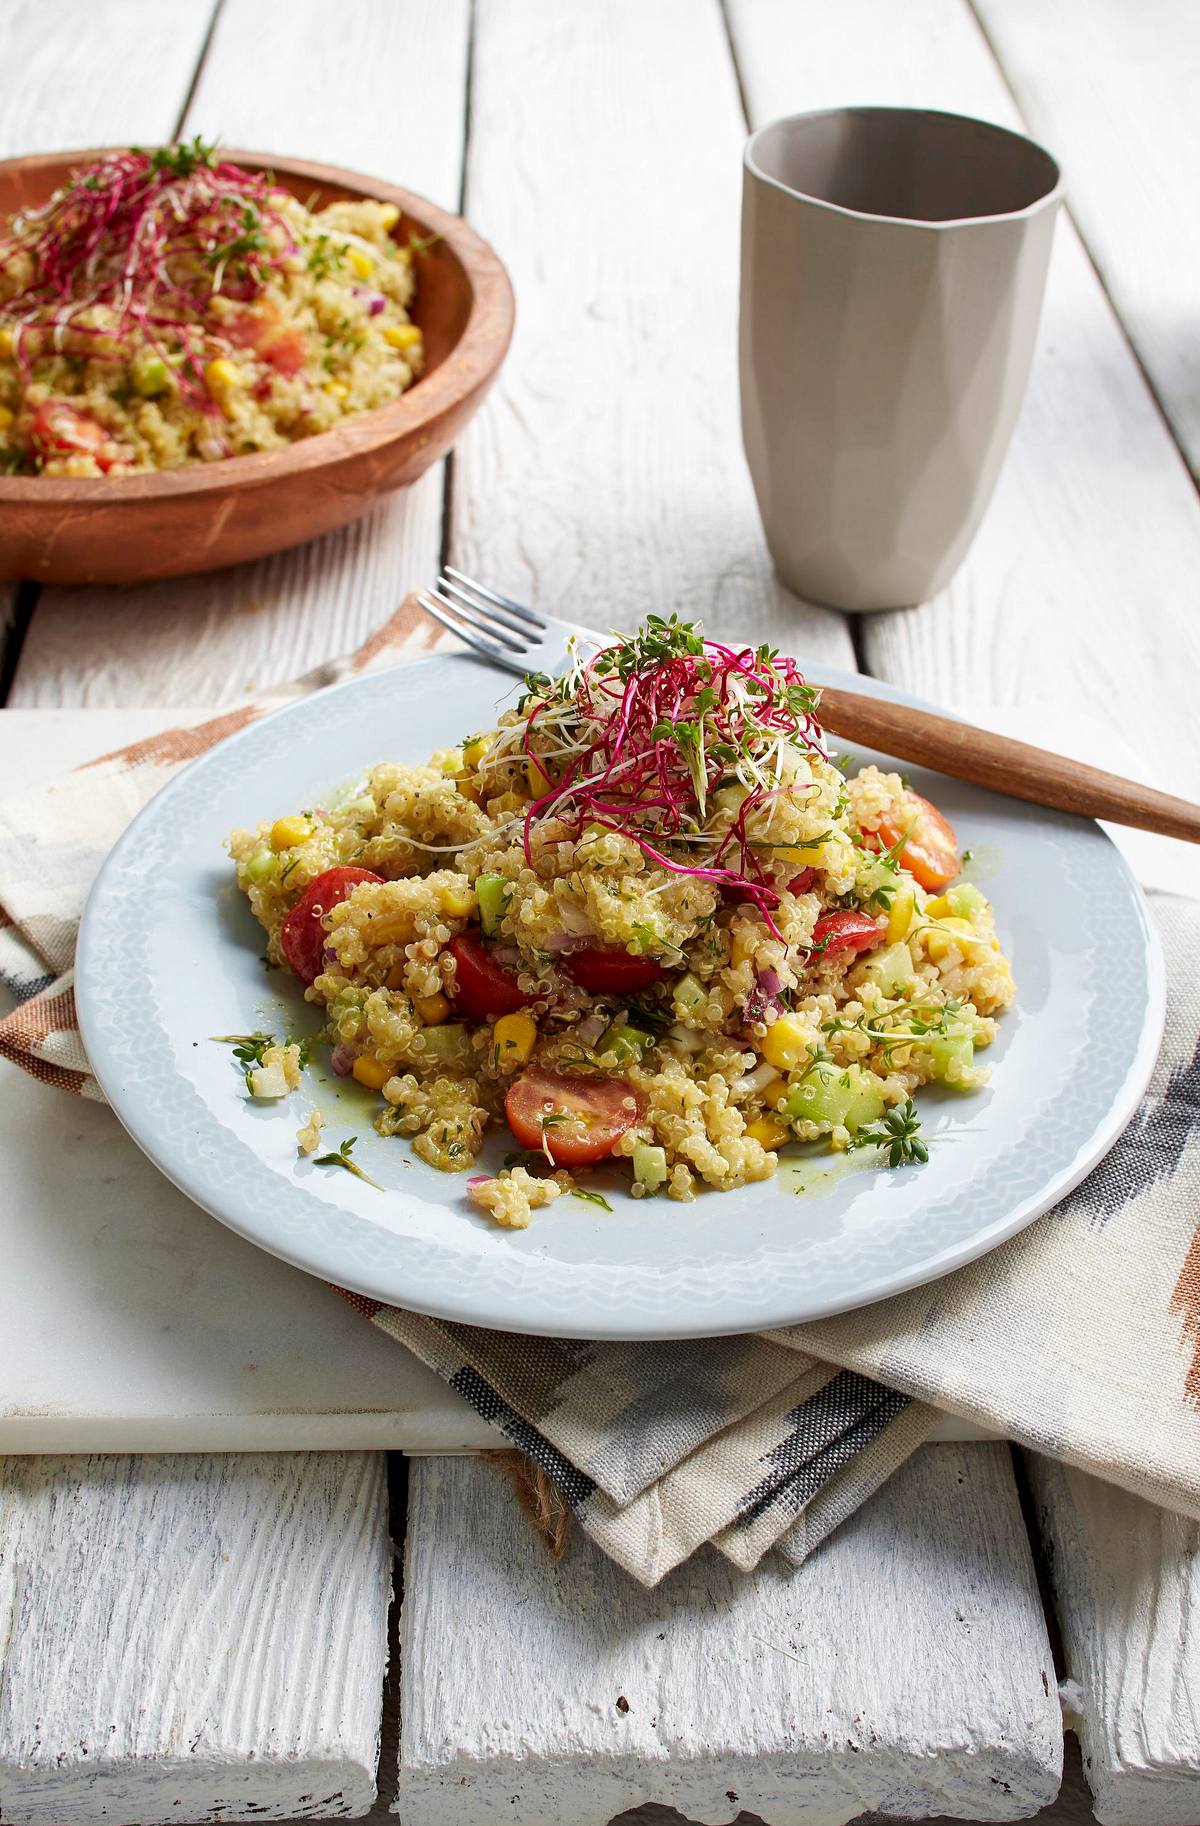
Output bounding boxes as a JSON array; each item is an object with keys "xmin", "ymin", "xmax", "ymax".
[
  {"xmin": 1028, "ymin": 1453, "xmax": 1200, "ymax": 1826},
  {"xmin": 0, "ymin": 0, "xmax": 215, "ymax": 158},
  {"xmin": 10, "ymin": 0, "xmax": 471, "ymax": 708},
  {"xmin": 446, "ymin": 0, "xmax": 853, "ymax": 668},
  {"xmin": 726, "ymin": 0, "xmax": 1200, "ymax": 798},
  {"xmin": 975, "ymin": 0, "xmax": 1200, "ymax": 476},
  {"xmin": 0, "ymin": 1451, "xmax": 391, "ymax": 1824},
  {"xmin": 396, "ymin": 1445, "xmax": 1061, "ymax": 1826}
]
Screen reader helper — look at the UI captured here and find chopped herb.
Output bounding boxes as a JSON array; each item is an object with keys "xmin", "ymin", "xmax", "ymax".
[
  {"xmin": 212, "ymin": 1029, "xmax": 275, "ymax": 1092},
  {"xmin": 313, "ymin": 1135, "xmax": 384, "ymax": 1190},
  {"xmin": 571, "ymin": 1188, "xmax": 613, "ymax": 1213},
  {"xmin": 851, "ymin": 1100, "xmax": 928, "ymax": 1168},
  {"xmin": 503, "ymin": 1148, "xmax": 551, "ymax": 1174}
]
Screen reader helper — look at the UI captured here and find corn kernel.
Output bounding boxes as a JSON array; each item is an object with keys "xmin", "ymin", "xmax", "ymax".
[
  {"xmin": 494, "ymin": 1012, "xmax": 537, "ymax": 1065},
  {"xmin": 887, "ymin": 888, "xmax": 917, "ymax": 945},
  {"xmin": 324, "ymin": 380, "xmax": 349, "ymax": 401},
  {"xmin": 378, "ymin": 204, "xmax": 400, "ymax": 230},
  {"xmin": 370, "ymin": 911, "xmax": 415, "ymax": 945},
  {"xmin": 924, "ymin": 894, "xmax": 952, "ymax": 919},
  {"xmin": 0, "ymin": 328, "xmax": 13, "ymax": 358},
  {"xmin": 924, "ymin": 917, "xmax": 973, "ymax": 963},
  {"xmin": 205, "ymin": 357, "xmax": 242, "ymax": 391},
  {"xmin": 0, "ymin": 404, "xmax": 13, "ymax": 431},
  {"xmin": 348, "ymin": 248, "xmax": 374, "ymax": 279},
  {"xmin": 386, "ymin": 963, "xmax": 407, "ymax": 990},
  {"xmin": 352, "ymin": 1054, "xmax": 392, "ymax": 1091},
  {"xmin": 462, "ymin": 734, "xmax": 492, "ymax": 771},
  {"xmin": 487, "ymin": 790, "xmax": 527, "ymax": 815},
  {"xmin": 772, "ymin": 844, "xmax": 826, "ymax": 867},
  {"xmin": 760, "ymin": 1074, "xmax": 787, "ymax": 1109},
  {"xmin": 269, "ymin": 815, "xmax": 313, "ymax": 852},
  {"xmin": 205, "ymin": 357, "xmax": 243, "ymax": 416},
  {"xmin": 747, "ymin": 1115, "xmax": 788, "ymax": 1149},
  {"xmin": 730, "ymin": 928, "xmax": 756, "ymax": 968},
  {"xmin": 383, "ymin": 322, "xmax": 422, "ymax": 352},
  {"xmin": 414, "ymin": 992, "xmax": 450, "ymax": 1025},
  {"xmin": 438, "ymin": 881, "xmax": 476, "ymax": 918},
  {"xmin": 526, "ymin": 755, "xmax": 553, "ymax": 797},
  {"xmin": 761, "ymin": 1014, "xmax": 811, "ymax": 1073}
]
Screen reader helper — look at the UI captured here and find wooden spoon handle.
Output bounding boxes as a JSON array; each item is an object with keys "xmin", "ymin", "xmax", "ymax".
[{"xmin": 816, "ymin": 684, "xmax": 1200, "ymax": 844}]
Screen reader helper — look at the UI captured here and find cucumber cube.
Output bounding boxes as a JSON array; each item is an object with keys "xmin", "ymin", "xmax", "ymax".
[
  {"xmin": 673, "ymin": 972, "xmax": 707, "ymax": 1016},
  {"xmin": 633, "ymin": 1142, "xmax": 668, "ymax": 1191},
  {"xmin": 946, "ymin": 881, "xmax": 987, "ymax": 920},
  {"xmin": 601, "ymin": 1022, "xmax": 652, "ymax": 1067},
  {"xmin": 476, "ymin": 873, "xmax": 511, "ymax": 936},
  {"xmin": 785, "ymin": 1061, "xmax": 886, "ymax": 1134},
  {"xmin": 861, "ymin": 940, "xmax": 914, "ymax": 995},
  {"xmin": 929, "ymin": 1030, "xmax": 975, "ymax": 1086}
]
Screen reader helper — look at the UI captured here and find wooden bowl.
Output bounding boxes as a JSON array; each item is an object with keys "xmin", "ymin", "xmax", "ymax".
[{"xmin": 0, "ymin": 149, "xmax": 515, "ymax": 585}]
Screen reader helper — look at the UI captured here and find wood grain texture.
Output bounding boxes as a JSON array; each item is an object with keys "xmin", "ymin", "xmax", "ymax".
[
  {"xmin": 11, "ymin": 0, "xmax": 471, "ymax": 706},
  {"xmin": 0, "ymin": 0, "xmax": 215, "ymax": 159},
  {"xmin": 396, "ymin": 1445, "xmax": 1061, "ymax": 1826},
  {"xmin": 975, "ymin": 0, "xmax": 1200, "ymax": 475},
  {"xmin": 726, "ymin": 0, "xmax": 1200, "ymax": 799},
  {"xmin": 817, "ymin": 683, "xmax": 1200, "ymax": 840},
  {"xmin": 1028, "ymin": 1453, "xmax": 1200, "ymax": 1826},
  {"xmin": 0, "ymin": 1451, "xmax": 391, "ymax": 1824},
  {"xmin": 446, "ymin": 0, "xmax": 854, "ymax": 670}
]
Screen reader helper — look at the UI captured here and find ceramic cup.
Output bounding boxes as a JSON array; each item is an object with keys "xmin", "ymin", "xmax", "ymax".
[{"xmin": 740, "ymin": 107, "xmax": 1062, "ymax": 612}]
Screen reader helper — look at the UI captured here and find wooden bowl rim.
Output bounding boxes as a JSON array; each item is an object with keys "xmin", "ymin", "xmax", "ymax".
[{"xmin": 0, "ymin": 147, "xmax": 515, "ymax": 503}]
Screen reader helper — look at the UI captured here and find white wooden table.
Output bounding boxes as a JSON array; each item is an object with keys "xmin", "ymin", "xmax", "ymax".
[{"xmin": 2, "ymin": 4, "xmax": 1199, "ymax": 1824}]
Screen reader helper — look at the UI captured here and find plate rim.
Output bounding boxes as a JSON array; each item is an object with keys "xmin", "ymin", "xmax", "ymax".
[{"xmin": 76, "ymin": 653, "xmax": 1167, "ymax": 1339}]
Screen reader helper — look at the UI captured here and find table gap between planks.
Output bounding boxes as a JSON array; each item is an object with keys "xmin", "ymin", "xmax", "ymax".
[{"xmin": 1, "ymin": 3, "xmax": 1198, "ymax": 1824}]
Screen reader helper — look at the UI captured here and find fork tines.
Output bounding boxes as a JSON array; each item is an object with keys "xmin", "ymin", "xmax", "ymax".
[{"xmin": 417, "ymin": 568, "xmax": 550, "ymax": 673}]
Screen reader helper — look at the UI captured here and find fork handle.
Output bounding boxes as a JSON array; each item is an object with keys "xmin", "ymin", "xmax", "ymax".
[{"xmin": 817, "ymin": 684, "xmax": 1200, "ymax": 844}]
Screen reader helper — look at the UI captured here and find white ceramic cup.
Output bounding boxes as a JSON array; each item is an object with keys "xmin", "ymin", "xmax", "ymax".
[{"xmin": 740, "ymin": 107, "xmax": 1062, "ymax": 612}]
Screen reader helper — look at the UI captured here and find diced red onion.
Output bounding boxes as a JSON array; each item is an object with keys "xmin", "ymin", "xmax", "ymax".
[
  {"xmin": 787, "ymin": 869, "xmax": 815, "ymax": 895},
  {"xmin": 757, "ymin": 966, "xmax": 783, "ymax": 996},
  {"xmin": 492, "ymin": 946, "xmax": 522, "ymax": 967},
  {"xmin": 367, "ymin": 295, "xmax": 387, "ymax": 315},
  {"xmin": 467, "ymin": 1174, "xmax": 492, "ymax": 1189},
  {"xmin": 544, "ymin": 932, "xmax": 591, "ymax": 953},
  {"xmin": 330, "ymin": 1043, "xmax": 355, "ymax": 1077}
]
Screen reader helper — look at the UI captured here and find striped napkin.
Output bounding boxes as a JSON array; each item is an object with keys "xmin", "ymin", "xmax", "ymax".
[{"xmin": 3, "ymin": 596, "xmax": 1199, "ymax": 1586}]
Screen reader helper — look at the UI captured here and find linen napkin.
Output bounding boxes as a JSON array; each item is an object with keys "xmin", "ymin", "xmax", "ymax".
[{"xmin": 2, "ymin": 597, "xmax": 1198, "ymax": 1587}]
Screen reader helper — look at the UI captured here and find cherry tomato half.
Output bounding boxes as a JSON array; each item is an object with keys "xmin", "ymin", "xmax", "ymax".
[
  {"xmin": 563, "ymin": 948, "xmax": 666, "ymax": 995},
  {"xmin": 226, "ymin": 301, "xmax": 309, "ymax": 375},
  {"xmin": 870, "ymin": 792, "xmax": 959, "ymax": 893},
  {"xmin": 811, "ymin": 910, "xmax": 884, "ymax": 957},
  {"xmin": 280, "ymin": 866, "xmax": 383, "ymax": 984},
  {"xmin": 448, "ymin": 932, "xmax": 528, "ymax": 1021},
  {"xmin": 505, "ymin": 1067, "xmax": 643, "ymax": 1166},
  {"xmin": 30, "ymin": 401, "xmax": 131, "ymax": 472}
]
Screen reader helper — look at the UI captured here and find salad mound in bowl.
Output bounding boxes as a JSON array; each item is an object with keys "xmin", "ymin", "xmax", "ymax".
[
  {"xmin": 0, "ymin": 141, "xmax": 512, "ymax": 583},
  {"xmin": 0, "ymin": 137, "xmax": 426, "ymax": 476}
]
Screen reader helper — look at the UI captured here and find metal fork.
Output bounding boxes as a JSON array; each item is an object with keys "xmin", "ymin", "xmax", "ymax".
[{"xmin": 416, "ymin": 568, "xmax": 600, "ymax": 677}]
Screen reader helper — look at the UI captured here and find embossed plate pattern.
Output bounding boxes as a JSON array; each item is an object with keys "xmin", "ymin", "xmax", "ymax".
[{"xmin": 76, "ymin": 654, "xmax": 1164, "ymax": 1339}]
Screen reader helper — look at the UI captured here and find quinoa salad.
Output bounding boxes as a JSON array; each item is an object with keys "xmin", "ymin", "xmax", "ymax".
[
  {"xmin": 0, "ymin": 138, "xmax": 424, "ymax": 475},
  {"xmin": 228, "ymin": 617, "xmax": 1014, "ymax": 1230}
]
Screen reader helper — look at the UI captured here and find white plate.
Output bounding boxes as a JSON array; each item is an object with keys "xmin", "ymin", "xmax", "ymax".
[{"xmin": 77, "ymin": 654, "xmax": 1164, "ymax": 1340}]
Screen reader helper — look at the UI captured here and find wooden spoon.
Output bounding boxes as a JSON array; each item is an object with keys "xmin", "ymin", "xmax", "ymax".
[{"xmin": 816, "ymin": 684, "xmax": 1200, "ymax": 843}]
